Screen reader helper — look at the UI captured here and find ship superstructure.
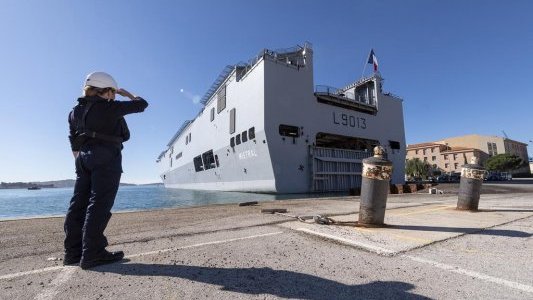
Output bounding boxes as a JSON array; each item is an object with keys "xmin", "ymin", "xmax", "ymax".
[{"xmin": 157, "ymin": 43, "xmax": 406, "ymax": 193}]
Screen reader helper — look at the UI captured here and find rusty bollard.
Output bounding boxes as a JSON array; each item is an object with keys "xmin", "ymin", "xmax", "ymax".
[
  {"xmin": 357, "ymin": 146, "xmax": 393, "ymax": 227},
  {"xmin": 457, "ymin": 156, "xmax": 486, "ymax": 211}
]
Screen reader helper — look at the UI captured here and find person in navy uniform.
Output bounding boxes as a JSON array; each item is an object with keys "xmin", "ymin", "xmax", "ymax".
[{"xmin": 64, "ymin": 72, "xmax": 148, "ymax": 269}]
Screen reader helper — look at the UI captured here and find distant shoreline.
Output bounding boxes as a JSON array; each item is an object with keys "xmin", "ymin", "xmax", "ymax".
[{"xmin": 0, "ymin": 179, "xmax": 163, "ymax": 189}]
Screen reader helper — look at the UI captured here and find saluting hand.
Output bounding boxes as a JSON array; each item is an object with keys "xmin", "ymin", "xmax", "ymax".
[{"xmin": 117, "ymin": 88, "xmax": 138, "ymax": 100}]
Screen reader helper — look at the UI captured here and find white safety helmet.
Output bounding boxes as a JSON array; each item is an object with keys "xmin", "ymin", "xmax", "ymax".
[{"xmin": 84, "ymin": 72, "xmax": 118, "ymax": 90}]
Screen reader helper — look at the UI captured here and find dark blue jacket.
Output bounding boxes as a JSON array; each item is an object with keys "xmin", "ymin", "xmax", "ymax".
[{"xmin": 68, "ymin": 96, "xmax": 148, "ymax": 151}]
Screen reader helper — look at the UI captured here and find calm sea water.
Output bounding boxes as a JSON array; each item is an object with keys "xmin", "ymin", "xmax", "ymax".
[{"xmin": 0, "ymin": 185, "xmax": 340, "ymax": 221}]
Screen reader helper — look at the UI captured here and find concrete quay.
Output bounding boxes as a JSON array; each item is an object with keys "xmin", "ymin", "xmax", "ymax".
[{"xmin": 0, "ymin": 191, "xmax": 532, "ymax": 299}]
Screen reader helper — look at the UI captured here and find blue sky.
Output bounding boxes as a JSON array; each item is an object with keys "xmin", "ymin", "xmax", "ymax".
[{"xmin": 0, "ymin": 0, "xmax": 531, "ymax": 184}]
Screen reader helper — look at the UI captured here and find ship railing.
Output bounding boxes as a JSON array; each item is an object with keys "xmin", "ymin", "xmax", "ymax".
[
  {"xmin": 200, "ymin": 65, "xmax": 234, "ymax": 106},
  {"xmin": 340, "ymin": 74, "xmax": 377, "ymax": 92},
  {"xmin": 166, "ymin": 120, "xmax": 192, "ymax": 147},
  {"xmin": 202, "ymin": 43, "xmax": 314, "ymax": 105},
  {"xmin": 235, "ymin": 47, "xmax": 278, "ymax": 81},
  {"xmin": 265, "ymin": 41, "xmax": 312, "ymax": 59},
  {"xmin": 235, "ymin": 54, "xmax": 263, "ymax": 81},
  {"xmin": 156, "ymin": 151, "xmax": 166, "ymax": 161},
  {"xmin": 383, "ymin": 91, "xmax": 403, "ymax": 100},
  {"xmin": 238, "ymin": 43, "xmax": 312, "ymax": 81},
  {"xmin": 314, "ymin": 85, "xmax": 375, "ymax": 106}
]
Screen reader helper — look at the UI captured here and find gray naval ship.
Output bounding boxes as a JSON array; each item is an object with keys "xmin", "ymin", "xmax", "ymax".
[{"xmin": 157, "ymin": 43, "xmax": 406, "ymax": 193}]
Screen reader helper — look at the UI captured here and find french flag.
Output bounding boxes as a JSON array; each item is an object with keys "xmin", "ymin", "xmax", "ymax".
[{"xmin": 367, "ymin": 49, "xmax": 379, "ymax": 72}]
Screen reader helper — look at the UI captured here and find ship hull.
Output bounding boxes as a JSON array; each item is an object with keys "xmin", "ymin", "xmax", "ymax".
[{"xmin": 158, "ymin": 44, "xmax": 406, "ymax": 193}]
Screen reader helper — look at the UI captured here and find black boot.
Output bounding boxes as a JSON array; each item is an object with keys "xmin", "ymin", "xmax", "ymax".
[
  {"xmin": 80, "ymin": 250, "xmax": 124, "ymax": 270},
  {"xmin": 63, "ymin": 254, "xmax": 81, "ymax": 266}
]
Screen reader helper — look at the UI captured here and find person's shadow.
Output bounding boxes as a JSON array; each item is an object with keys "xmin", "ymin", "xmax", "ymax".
[{"xmin": 100, "ymin": 262, "xmax": 431, "ymax": 299}]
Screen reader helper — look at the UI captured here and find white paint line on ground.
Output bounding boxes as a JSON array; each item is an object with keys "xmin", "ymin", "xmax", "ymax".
[
  {"xmin": 34, "ymin": 266, "xmax": 76, "ymax": 300},
  {"xmin": 0, "ymin": 231, "xmax": 284, "ymax": 281},
  {"xmin": 296, "ymin": 228, "xmax": 396, "ymax": 255},
  {"xmin": 126, "ymin": 231, "xmax": 284, "ymax": 259},
  {"xmin": 403, "ymin": 255, "xmax": 533, "ymax": 294},
  {"xmin": 0, "ymin": 266, "xmax": 64, "ymax": 281}
]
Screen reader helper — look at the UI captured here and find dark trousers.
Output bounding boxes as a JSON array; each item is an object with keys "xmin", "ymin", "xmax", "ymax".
[{"xmin": 64, "ymin": 144, "xmax": 122, "ymax": 261}]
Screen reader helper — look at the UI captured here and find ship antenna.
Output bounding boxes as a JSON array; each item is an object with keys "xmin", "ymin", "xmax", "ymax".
[{"xmin": 360, "ymin": 54, "xmax": 368, "ymax": 79}]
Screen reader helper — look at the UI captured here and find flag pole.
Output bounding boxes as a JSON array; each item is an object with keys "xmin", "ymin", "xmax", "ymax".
[{"xmin": 361, "ymin": 56, "xmax": 367, "ymax": 79}]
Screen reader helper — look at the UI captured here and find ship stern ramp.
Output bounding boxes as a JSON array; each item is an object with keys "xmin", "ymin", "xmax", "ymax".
[{"xmin": 264, "ymin": 59, "xmax": 405, "ymax": 193}]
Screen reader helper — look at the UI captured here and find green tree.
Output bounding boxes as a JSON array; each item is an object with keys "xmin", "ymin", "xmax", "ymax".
[
  {"xmin": 485, "ymin": 154, "xmax": 524, "ymax": 172},
  {"xmin": 405, "ymin": 158, "xmax": 430, "ymax": 180}
]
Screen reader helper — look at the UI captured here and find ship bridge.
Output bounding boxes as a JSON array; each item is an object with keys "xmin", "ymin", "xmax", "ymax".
[
  {"xmin": 314, "ymin": 75, "xmax": 382, "ymax": 115},
  {"xmin": 314, "ymin": 85, "xmax": 377, "ymax": 115}
]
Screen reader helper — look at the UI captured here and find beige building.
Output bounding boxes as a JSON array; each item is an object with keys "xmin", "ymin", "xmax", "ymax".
[
  {"xmin": 436, "ymin": 135, "xmax": 528, "ymax": 162},
  {"xmin": 406, "ymin": 142, "xmax": 484, "ymax": 174},
  {"xmin": 407, "ymin": 134, "xmax": 529, "ymax": 175}
]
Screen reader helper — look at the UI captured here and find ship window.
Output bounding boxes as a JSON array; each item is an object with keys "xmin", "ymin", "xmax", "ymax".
[
  {"xmin": 217, "ymin": 85, "xmax": 226, "ymax": 113},
  {"xmin": 186, "ymin": 136, "xmax": 188, "ymax": 145},
  {"xmin": 214, "ymin": 155, "xmax": 220, "ymax": 167},
  {"xmin": 189, "ymin": 133, "xmax": 191, "ymax": 142},
  {"xmin": 236, "ymin": 134, "xmax": 241, "ymax": 145},
  {"xmin": 229, "ymin": 108, "xmax": 236, "ymax": 134},
  {"xmin": 175, "ymin": 152, "xmax": 182, "ymax": 160},
  {"xmin": 279, "ymin": 124, "xmax": 300, "ymax": 137},
  {"xmin": 389, "ymin": 140, "xmax": 400, "ymax": 150},
  {"xmin": 202, "ymin": 150, "xmax": 216, "ymax": 170},
  {"xmin": 249, "ymin": 127, "xmax": 255, "ymax": 139},
  {"xmin": 242, "ymin": 130, "xmax": 248, "ymax": 142},
  {"xmin": 210, "ymin": 107, "xmax": 215, "ymax": 121},
  {"xmin": 193, "ymin": 155, "xmax": 204, "ymax": 172},
  {"xmin": 230, "ymin": 137, "xmax": 235, "ymax": 147}
]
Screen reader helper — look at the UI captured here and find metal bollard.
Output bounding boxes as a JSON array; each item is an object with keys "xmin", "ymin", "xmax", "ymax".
[
  {"xmin": 357, "ymin": 146, "xmax": 393, "ymax": 227},
  {"xmin": 457, "ymin": 156, "xmax": 485, "ymax": 211}
]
